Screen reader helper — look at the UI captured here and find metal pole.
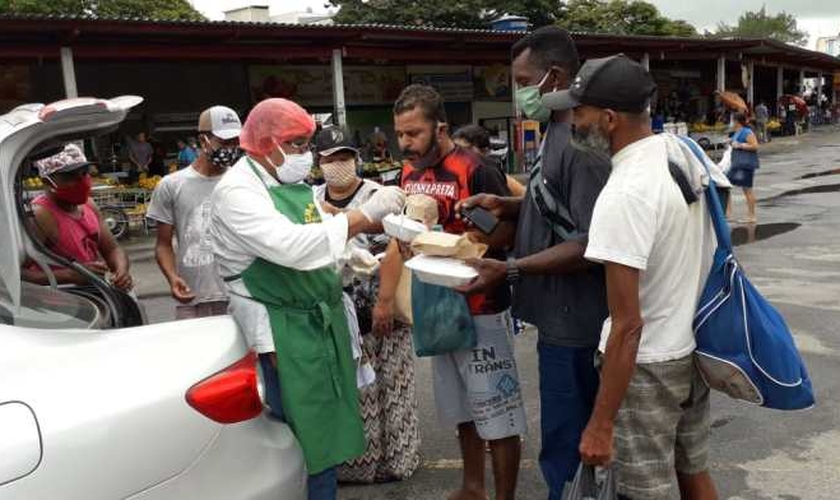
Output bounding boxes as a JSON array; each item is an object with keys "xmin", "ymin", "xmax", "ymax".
[
  {"xmin": 817, "ymin": 74, "xmax": 824, "ymax": 107},
  {"xmin": 60, "ymin": 47, "xmax": 78, "ymax": 99},
  {"xmin": 799, "ymin": 69, "xmax": 805, "ymax": 95},
  {"xmin": 716, "ymin": 56, "xmax": 726, "ymax": 93},
  {"xmin": 776, "ymin": 66, "xmax": 784, "ymax": 110},
  {"xmin": 641, "ymin": 52, "xmax": 650, "ymax": 71},
  {"xmin": 331, "ymin": 48, "xmax": 347, "ymax": 127},
  {"xmin": 746, "ymin": 61, "xmax": 755, "ymax": 106}
]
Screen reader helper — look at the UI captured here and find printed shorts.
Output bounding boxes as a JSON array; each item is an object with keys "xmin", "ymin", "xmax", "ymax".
[{"xmin": 432, "ymin": 310, "xmax": 527, "ymax": 441}]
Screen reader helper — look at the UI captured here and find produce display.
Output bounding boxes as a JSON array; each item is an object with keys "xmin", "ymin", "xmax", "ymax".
[{"xmin": 689, "ymin": 122, "xmax": 728, "ymax": 134}]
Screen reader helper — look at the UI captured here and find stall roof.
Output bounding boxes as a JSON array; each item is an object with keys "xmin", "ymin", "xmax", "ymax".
[{"xmin": 0, "ymin": 14, "xmax": 838, "ymax": 71}]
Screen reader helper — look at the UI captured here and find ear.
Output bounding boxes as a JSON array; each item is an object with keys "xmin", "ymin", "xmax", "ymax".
[
  {"xmin": 602, "ymin": 110, "xmax": 619, "ymax": 135},
  {"xmin": 437, "ymin": 121, "xmax": 449, "ymax": 137},
  {"xmin": 549, "ymin": 66, "xmax": 570, "ymax": 91}
]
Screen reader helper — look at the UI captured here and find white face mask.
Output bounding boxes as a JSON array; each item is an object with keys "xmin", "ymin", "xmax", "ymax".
[
  {"xmin": 321, "ymin": 158, "xmax": 358, "ymax": 189},
  {"xmin": 267, "ymin": 146, "xmax": 313, "ymax": 184}
]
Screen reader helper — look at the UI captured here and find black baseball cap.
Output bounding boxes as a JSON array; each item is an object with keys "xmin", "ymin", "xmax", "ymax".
[
  {"xmin": 542, "ymin": 54, "xmax": 657, "ymax": 113},
  {"xmin": 314, "ymin": 126, "xmax": 359, "ymax": 157}
]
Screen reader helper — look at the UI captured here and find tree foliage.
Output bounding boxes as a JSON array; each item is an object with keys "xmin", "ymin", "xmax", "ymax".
[
  {"xmin": 559, "ymin": 0, "xmax": 696, "ymax": 37},
  {"xmin": 328, "ymin": 0, "xmax": 695, "ymax": 37},
  {"xmin": 712, "ymin": 6, "xmax": 808, "ymax": 46},
  {"xmin": 329, "ymin": 0, "xmax": 564, "ymax": 29},
  {"xmin": 0, "ymin": 0, "xmax": 206, "ymax": 20}
]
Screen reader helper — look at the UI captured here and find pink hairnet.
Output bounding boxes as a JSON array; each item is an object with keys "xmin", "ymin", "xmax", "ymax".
[{"xmin": 239, "ymin": 98, "xmax": 316, "ymax": 156}]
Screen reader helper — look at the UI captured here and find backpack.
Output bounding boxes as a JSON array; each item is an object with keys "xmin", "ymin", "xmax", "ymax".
[{"xmin": 680, "ymin": 136, "xmax": 815, "ymax": 410}]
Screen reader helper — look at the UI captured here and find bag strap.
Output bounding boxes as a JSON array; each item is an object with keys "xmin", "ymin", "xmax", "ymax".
[
  {"xmin": 528, "ymin": 161, "xmax": 579, "ymax": 241},
  {"xmin": 677, "ymin": 136, "xmax": 732, "ymax": 252}
]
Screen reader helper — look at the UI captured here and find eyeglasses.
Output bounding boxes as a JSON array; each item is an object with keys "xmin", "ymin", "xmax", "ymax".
[{"xmin": 285, "ymin": 139, "xmax": 311, "ymax": 152}]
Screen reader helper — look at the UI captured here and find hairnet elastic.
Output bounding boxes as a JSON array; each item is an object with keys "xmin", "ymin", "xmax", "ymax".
[{"xmin": 239, "ymin": 98, "xmax": 316, "ymax": 156}]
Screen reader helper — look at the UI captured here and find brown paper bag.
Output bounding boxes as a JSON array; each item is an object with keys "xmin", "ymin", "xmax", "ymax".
[
  {"xmin": 394, "ymin": 266, "xmax": 413, "ymax": 325},
  {"xmin": 410, "ymin": 231, "xmax": 487, "ymax": 260}
]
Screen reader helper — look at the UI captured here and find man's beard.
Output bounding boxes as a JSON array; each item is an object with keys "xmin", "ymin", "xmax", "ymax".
[
  {"xmin": 402, "ymin": 135, "xmax": 441, "ymax": 169},
  {"xmin": 571, "ymin": 123, "xmax": 612, "ymax": 160}
]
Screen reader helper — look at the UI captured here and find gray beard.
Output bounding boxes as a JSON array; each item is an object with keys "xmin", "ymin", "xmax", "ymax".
[{"xmin": 571, "ymin": 126, "xmax": 612, "ymax": 160}]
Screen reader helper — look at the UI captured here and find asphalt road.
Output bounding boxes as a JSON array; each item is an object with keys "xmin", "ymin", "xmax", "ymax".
[{"xmin": 135, "ymin": 126, "xmax": 840, "ymax": 499}]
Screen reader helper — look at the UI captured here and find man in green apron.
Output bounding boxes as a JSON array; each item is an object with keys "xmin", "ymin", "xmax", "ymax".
[{"xmin": 209, "ymin": 98, "xmax": 406, "ymax": 499}]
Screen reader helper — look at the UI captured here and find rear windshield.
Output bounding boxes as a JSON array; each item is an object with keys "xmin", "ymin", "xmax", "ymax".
[{"xmin": 0, "ymin": 283, "xmax": 101, "ymax": 329}]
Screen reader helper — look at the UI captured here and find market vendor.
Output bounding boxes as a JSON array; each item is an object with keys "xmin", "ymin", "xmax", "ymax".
[
  {"xmin": 22, "ymin": 143, "xmax": 133, "ymax": 291},
  {"xmin": 208, "ymin": 98, "xmax": 406, "ymax": 500}
]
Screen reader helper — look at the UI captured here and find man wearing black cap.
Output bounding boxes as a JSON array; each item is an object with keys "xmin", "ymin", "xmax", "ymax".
[
  {"xmin": 550, "ymin": 54, "xmax": 719, "ymax": 499},
  {"xmin": 457, "ymin": 26, "xmax": 610, "ymax": 498}
]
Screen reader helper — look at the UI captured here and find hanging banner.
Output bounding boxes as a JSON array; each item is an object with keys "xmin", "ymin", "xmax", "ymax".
[
  {"xmin": 0, "ymin": 65, "xmax": 30, "ymax": 113},
  {"xmin": 473, "ymin": 64, "xmax": 512, "ymax": 101},
  {"xmin": 249, "ymin": 65, "xmax": 406, "ymax": 107}
]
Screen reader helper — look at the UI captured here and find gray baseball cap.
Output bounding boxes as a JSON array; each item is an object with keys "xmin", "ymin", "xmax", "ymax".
[{"xmin": 542, "ymin": 54, "xmax": 657, "ymax": 113}]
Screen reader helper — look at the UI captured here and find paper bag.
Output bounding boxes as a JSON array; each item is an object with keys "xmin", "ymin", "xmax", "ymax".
[
  {"xmin": 394, "ymin": 266, "xmax": 413, "ymax": 325},
  {"xmin": 410, "ymin": 231, "xmax": 487, "ymax": 260}
]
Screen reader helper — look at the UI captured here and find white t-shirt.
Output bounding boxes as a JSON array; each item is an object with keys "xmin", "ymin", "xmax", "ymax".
[{"xmin": 584, "ymin": 134, "xmax": 716, "ymax": 364}]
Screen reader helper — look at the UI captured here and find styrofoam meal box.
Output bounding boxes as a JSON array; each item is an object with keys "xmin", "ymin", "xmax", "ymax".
[
  {"xmin": 405, "ymin": 255, "xmax": 478, "ymax": 288},
  {"xmin": 382, "ymin": 213, "xmax": 427, "ymax": 242}
]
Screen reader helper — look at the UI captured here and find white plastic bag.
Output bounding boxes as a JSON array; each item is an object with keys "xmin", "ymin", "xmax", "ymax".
[
  {"xmin": 718, "ymin": 145, "xmax": 732, "ymax": 174},
  {"xmin": 562, "ymin": 464, "xmax": 617, "ymax": 500}
]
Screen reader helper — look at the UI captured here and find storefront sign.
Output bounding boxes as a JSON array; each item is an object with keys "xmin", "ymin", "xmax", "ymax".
[
  {"xmin": 249, "ymin": 65, "xmax": 406, "ymax": 107},
  {"xmin": 408, "ymin": 67, "xmax": 474, "ymax": 102}
]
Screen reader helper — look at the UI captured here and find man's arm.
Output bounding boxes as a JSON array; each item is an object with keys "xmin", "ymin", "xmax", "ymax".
[
  {"xmin": 92, "ymin": 202, "xmax": 132, "ymax": 290},
  {"xmin": 154, "ymin": 222, "xmax": 195, "ymax": 303},
  {"xmin": 579, "ymin": 262, "xmax": 644, "ymax": 466}
]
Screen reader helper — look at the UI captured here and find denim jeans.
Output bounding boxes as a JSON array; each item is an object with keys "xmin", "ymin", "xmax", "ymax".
[
  {"xmin": 537, "ymin": 341, "xmax": 600, "ymax": 500},
  {"xmin": 307, "ymin": 467, "xmax": 337, "ymax": 500},
  {"xmin": 257, "ymin": 353, "xmax": 285, "ymax": 421}
]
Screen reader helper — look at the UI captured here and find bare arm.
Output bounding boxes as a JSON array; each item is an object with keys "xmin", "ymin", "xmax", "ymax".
[
  {"xmin": 372, "ymin": 239, "xmax": 405, "ymax": 336},
  {"xmin": 92, "ymin": 202, "xmax": 132, "ymax": 290},
  {"xmin": 154, "ymin": 222, "xmax": 195, "ymax": 303},
  {"xmin": 515, "ymin": 239, "xmax": 591, "ymax": 276},
  {"xmin": 579, "ymin": 262, "xmax": 644, "ymax": 466}
]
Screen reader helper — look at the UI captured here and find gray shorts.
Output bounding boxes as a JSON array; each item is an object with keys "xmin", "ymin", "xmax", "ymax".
[
  {"xmin": 175, "ymin": 300, "xmax": 229, "ymax": 320},
  {"xmin": 432, "ymin": 310, "xmax": 527, "ymax": 441},
  {"xmin": 613, "ymin": 355, "xmax": 711, "ymax": 500}
]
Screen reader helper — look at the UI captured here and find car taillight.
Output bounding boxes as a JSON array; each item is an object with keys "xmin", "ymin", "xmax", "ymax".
[{"xmin": 186, "ymin": 351, "xmax": 263, "ymax": 424}]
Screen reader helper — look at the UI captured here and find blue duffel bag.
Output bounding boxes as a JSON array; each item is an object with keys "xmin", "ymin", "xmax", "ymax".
[{"xmin": 682, "ymin": 137, "xmax": 815, "ymax": 410}]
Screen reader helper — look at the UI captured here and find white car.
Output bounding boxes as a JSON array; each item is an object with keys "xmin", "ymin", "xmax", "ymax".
[{"xmin": 0, "ymin": 97, "xmax": 306, "ymax": 499}]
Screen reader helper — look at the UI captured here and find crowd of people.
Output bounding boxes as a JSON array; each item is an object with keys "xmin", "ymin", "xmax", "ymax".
[{"xmin": 23, "ymin": 25, "xmax": 747, "ymax": 500}]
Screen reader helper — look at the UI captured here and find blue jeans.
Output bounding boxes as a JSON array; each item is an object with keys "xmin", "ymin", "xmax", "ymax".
[
  {"xmin": 258, "ymin": 353, "xmax": 285, "ymax": 421},
  {"xmin": 537, "ymin": 341, "xmax": 600, "ymax": 500},
  {"xmin": 307, "ymin": 467, "xmax": 337, "ymax": 500}
]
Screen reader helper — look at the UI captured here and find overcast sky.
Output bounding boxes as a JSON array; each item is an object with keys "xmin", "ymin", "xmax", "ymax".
[{"xmin": 190, "ymin": 0, "xmax": 840, "ymax": 48}]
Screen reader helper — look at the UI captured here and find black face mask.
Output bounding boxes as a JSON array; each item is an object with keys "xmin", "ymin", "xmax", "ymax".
[
  {"xmin": 402, "ymin": 131, "xmax": 442, "ymax": 170},
  {"xmin": 208, "ymin": 145, "xmax": 242, "ymax": 169}
]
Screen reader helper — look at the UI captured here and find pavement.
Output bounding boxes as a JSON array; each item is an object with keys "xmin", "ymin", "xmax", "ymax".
[{"xmin": 133, "ymin": 126, "xmax": 840, "ymax": 499}]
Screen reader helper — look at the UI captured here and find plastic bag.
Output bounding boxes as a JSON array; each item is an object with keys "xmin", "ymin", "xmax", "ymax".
[
  {"xmin": 718, "ymin": 146, "xmax": 732, "ymax": 174},
  {"xmin": 562, "ymin": 464, "xmax": 617, "ymax": 500},
  {"xmin": 410, "ymin": 273, "xmax": 476, "ymax": 357}
]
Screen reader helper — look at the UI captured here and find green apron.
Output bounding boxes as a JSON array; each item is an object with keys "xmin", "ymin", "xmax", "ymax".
[{"xmin": 239, "ymin": 159, "xmax": 365, "ymax": 474}]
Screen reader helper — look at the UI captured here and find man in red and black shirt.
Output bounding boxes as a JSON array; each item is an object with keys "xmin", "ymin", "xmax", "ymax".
[{"xmin": 374, "ymin": 84, "xmax": 525, "ymax": 500}]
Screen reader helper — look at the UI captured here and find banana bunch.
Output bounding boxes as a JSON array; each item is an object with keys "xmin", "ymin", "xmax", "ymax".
[{"xmin": 137, "ymin": 175, "xmax": 162, "ymax": 191}]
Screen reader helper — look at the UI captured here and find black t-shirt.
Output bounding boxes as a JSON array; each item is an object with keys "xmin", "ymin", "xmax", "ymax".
[
  {"xmin": 513, "ymin": 123, "xmax": 611, "ymax": 347},
  {"xmin": 402, "ymin": 145, "xmax": 511, "ymax": 315}
]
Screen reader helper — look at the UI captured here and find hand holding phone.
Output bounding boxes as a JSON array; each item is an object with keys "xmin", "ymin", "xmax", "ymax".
[{"xmin": 460, "ymin": 205, "xmax": 500, "ymax": 235}]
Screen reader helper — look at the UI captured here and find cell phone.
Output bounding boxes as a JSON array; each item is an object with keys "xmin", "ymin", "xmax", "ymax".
[{"xmin": 460, "ymin": 206, "xmax": 500, "ymax": 235}]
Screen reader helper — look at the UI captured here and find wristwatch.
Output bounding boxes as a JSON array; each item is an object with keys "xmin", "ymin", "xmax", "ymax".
[{"xmin": 506, "ymin": 257, "xmax": 521, "ymax": 285}]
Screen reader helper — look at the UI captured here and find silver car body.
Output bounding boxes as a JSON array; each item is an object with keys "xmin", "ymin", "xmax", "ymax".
[{"xmin": 0, "ymin": 97, "xmax": 306, "ymax": 499}]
